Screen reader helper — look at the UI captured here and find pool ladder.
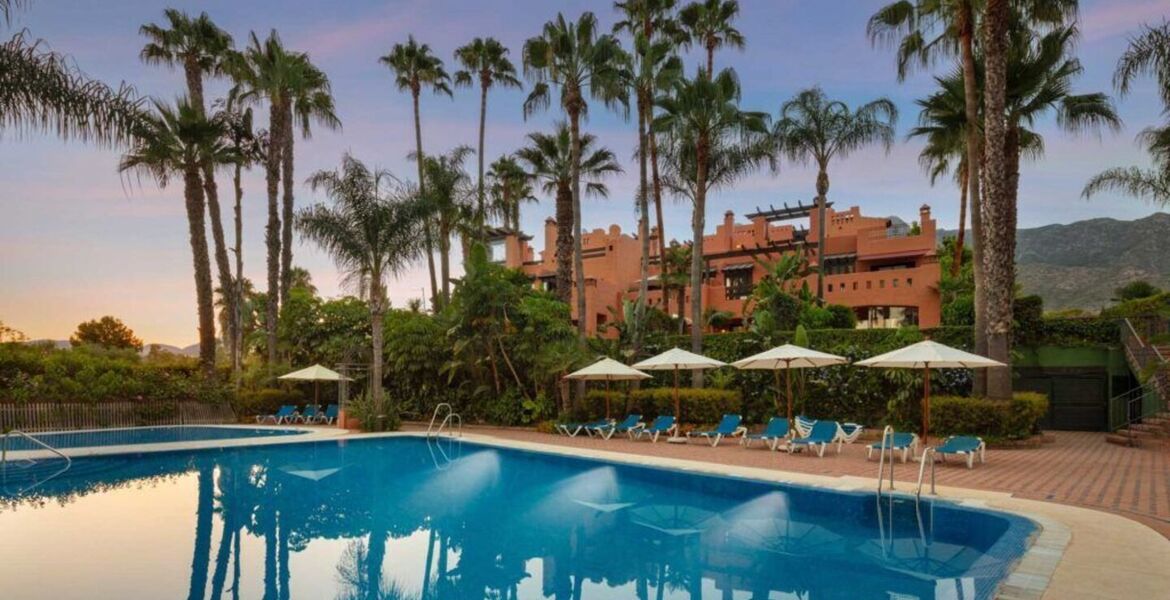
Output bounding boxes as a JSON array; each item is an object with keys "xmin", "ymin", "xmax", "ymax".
[
  {"xmin": 1, "ymin": 430, "xmax": 72, "ymax": 495},
  {"xmin": 875, "ymin": 425, "xmax": 936, "ymax": 498},
  {"xmin": 426, "ymin": 403, "xmax": 462, "ymax": 438}
]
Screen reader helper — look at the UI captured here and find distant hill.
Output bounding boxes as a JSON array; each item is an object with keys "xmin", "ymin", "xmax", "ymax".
[
  {"xmin": 940, "ymin": 212, "xmax": 1170, "ymax": 311},
  {"xmin": 23, "ymin": 340, "xmax": 201, "ymax": 357}
]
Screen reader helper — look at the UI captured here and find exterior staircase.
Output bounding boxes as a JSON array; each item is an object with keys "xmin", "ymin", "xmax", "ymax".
[{"xmin": 1108, "ymin": 318, "xmax": 1170, "ymax": 447}]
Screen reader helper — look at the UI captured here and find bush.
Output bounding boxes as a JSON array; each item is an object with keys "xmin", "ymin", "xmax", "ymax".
[
  {"xmin": 584, "ymin": 388, "xmax": 741, "ymax": 425},
  {"xmin": 234, "ymin": 388, "xmax": 304, "ymax": 417},
  {"xmin": 346, "ymin": 389, "xmax": 400, "ymax": 432},
  {"xmin": 931, "ymin": 392, "xmax": 1048, "ymax": 440}
]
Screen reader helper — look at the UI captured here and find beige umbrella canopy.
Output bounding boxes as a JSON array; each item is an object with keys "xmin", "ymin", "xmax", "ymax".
[
  {"xmin": 279, "ymin": 364, "xmax": 353, "ymax": 405},
  {"xmin": 854, "ymin": 341, "xmax": 1005, "ymax": 441},
  {"xmin": 633, "ymin": 348, "xmax": 726, "ymax": 438},
  {"xmin": 564, "ymin": 357, "xmax": 651, "ymax": 418},
  {"xmin": 732, "ymin": 344, "xmax": 848, "ymax": 428}
]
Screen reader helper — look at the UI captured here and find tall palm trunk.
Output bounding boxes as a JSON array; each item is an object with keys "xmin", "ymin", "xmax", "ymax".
[
  {"xmin": 182, "ymin": 57, "xmax": 225, "ymax": 374},
  {"xmin": 365, "ymin": 529, "xmax": 388, "ymax": 600},
  {"xmin": 814, "ymin": 164, "xmax": 829, "ymax": 301},
  {"xmin": 185, "ymin": 162, "xmax": 216, "ymax": 376},
  {"xmin": 439, "ymin": 218, "xmax": 451, "ymax": 301},
  {"xmin": 477, "ymin": 73, "xmax": 489, "ymax": 235},
  {"xmin": 705, "ymin": 41, "xmax": 714, "ymax": 78},
  {"xmin": 370, "ymin": 280, "xmax": 386, "ymax": 427},
  {"xmin": 265, "ymin": 100, "xmax": 283, "ymax": 366},
  {"xmin": 959, "ymin": 2, "xmax": 989, "ymax": 396},
  {"xmin": 412, "ymin": 88, "xmax": 440, "ymax": 308},
  {"xmin": 635, "ymin": 93, "xmax": 651, "ymax": 355},
  {"xmin": 569, "ymin": 107, "xmax": 586, "ymax": 341},
  {"xmin": 981, "ymin": 0, "xmax": 1013, "ymax": 400},
  {"xmin": 233, "ymin": 162, "xmax": 244, "ymax": 377},
  {"xmin": 280, "ymin": 103, "xmax": 295, "ymax": 308},
  {"xmin": 184, "ymin": 58, "xmax": 235, "ymax": 373},
  {"xmin": 690, "ymin": 138, "xmax": 709, "ymax": 387},
  {"xmin": 952, "ymin": 161, "xmax": 968, "ymax": 278},
  {"xmin": 554, "ymin": 183, "xmax": 574, "ymax": 305}
]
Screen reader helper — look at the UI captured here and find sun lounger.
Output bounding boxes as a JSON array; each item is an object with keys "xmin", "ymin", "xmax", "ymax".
[
  {"xmin": 591, "ymin": 414, "xmax": 643, "ymax": 440},
  {"xmin": 557, "ymin": 419, "xmax": 612, "ymax": 437},
  {"xmin": 633, "ymin": 416, "xmax": 676, "ymax": 442},
  {"xmin": 788, "ymin": 420, "xmax": 843, "ymax": 457},
  {"xmin": 839, "ymin": 423, "xmax": 865, "ymax": 444},
  {"xmin": 742, "ymin": 417, "xmax": 789, "ymax": 451},
  {"xmin": 257, "ymin": 405, "xmax": 297, "ymax": 424},
  {"xmin": 935, "ymin": 435, "xmax": 986, "ymax": 468},
  {"xmin": 316, "ymin": 404, "xmax": 339, "ymax": 425},
  {"xmin": 294, "ymin": 405, "xmax": 320, "ymax": 423},
  {"xmin": 867, "ymin": 431, "xmax": 919, "ymax": 463},
  {"xmin": 686, "ymin": 414, "xmax": 747, "ymax": 447},
  {"xmin": 795, "ymin": 414, "xmax": 817, "ymax": 437}
]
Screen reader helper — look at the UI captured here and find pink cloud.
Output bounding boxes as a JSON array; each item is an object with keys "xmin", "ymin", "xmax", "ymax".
[{"xmin": 1080, "ymin": 0, "xmax": 1168, "ymax": 41}]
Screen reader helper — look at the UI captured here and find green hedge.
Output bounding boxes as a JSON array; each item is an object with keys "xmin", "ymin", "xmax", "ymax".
[
  {"xmin": 234, "ymin": 388, "xmax": 305, "ymax": 417},
  {"xmin": 931, "ymin": 392, "xmax": 1049, "ymax": 440},
  {"xmin": 584, "ymin": 388, "xmax": 741, "ymax": 426}
]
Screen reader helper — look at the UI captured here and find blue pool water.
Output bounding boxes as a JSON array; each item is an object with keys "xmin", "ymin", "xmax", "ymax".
[
  {"xmin": 2, "ymin": 425, "xmax": 306, "ymax": 451},
  {"xmin": 0, "ymin": 436, "xmax": 1034, "ymax": 599}
]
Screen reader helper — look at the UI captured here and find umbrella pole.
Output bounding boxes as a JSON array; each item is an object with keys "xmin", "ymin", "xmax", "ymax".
[
  {"xmin": 673, "ymin": 366, "xmax": 680, "ymax": 428},
  {"xmin": 605, "ymin": 380, "xmax": 611, "ymax": 419},
  {"xmin": 785, "ymin": 362, "xmax": 794, "ymax": 430},
  {"xmin": 923, "ymin": 364, "xmax": 931, "ymax": 443},
  {"xmin": 315, "ymin": 381, "xmax": 320, "ymax": 407}
]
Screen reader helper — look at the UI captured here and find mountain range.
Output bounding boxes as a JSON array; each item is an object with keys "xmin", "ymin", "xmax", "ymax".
[{"xmin": 940, "ymin": 212, "xmax": 1170, "ymax": 311}]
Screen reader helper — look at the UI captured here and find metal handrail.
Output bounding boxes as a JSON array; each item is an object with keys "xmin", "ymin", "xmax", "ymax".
[
  {"xmin": 426, "ymin": 404, "xmax": 462, "ymax": 438},
  {"xmin": 1, "ymin": 430, "xmax": 71, "ymax": 470},
  {"xmin": 916, "ymin": 447, "xmax": 936, "ymax": 498},
  {"xmin": 876, "ymin": 425, "xmax": 895, "ymax": 494}
]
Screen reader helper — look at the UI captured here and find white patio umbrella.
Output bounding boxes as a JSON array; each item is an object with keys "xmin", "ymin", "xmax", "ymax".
[
  {"xmin": 278, "ymin": 364, "xmax": 353, "ymax": 406},
  {"xmin": 731, "ymin": 344, "xmax": 848, "ymax": 429},
  {"xmin": 633, "ymin": 348, "xmax": 726, "ymax": 440},
  {"xmin": 854, "ymin": 341, "xmax": 1005, "ymax": 441},
  {"xmin": 563, "ymin": 357, "xmax": 651, "ymax": 419}
]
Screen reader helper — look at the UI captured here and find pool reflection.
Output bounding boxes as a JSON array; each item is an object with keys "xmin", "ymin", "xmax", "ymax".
[{"xmin": 0, "ymin": 437, "xmax": 1029, "ymax": 599}]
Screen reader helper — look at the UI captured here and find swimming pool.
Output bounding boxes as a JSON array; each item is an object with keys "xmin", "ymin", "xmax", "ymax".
[
  {"xmin": 0, "ymin": 436, "xmax": 1035, "ymax": 599},
  {"xmin": 1, "ymin": 425, "xmax": 307, "ymax": 451}
]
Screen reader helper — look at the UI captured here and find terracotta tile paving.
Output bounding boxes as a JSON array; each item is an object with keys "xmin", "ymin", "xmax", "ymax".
[{"xmin": 406, "ymin": 425, "xmax": 1170, "ymax": 538}]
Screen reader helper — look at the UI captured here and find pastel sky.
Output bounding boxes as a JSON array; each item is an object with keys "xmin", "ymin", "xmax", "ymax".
[{"xmin": 1, "ymin": 0, "xmax": 1166, "ymax": 345}]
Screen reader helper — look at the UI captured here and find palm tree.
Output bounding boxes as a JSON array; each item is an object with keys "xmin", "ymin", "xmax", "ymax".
[
  {"xmin": 380, "ymin": 36, "xmax": 452, "ymax": 309},
  {"xmin": 908, "ymin": 74, "xmax": 969, "ymax": 278},
  {"xmin": 515, "ymin": 124, "xmax": 623, "ymax": 303},
  {"xmin": 139, "ymin": 10, "xmax": 237, "ymax": 356},
  {"xmin": 614, "ymin": 0, "xmax": 685, "ymax": 270},
  {"xmin": 867, "ymin": 0, "xmax": 1075, "ymax": 398},
  {"xmin": 120, "ymin": 98, "xmax": 234, "ymax": 376},
  {"xmin": 773, "ymin": 87, "xmax": 897, "ymax": 301},
  {"xmin": 218, "ymin": 98, "xmax": 264, "ymax": 376},
  {"xmin": 486, "ymin": 155, "xmax": 536, "ymax": 230},
  {"xmin": 1, "ymin": 3, "xmax": 143, "ymax": 145},
  {"xmin": 453, "ymin": 37, "xmax": 522, "ymax": 235},
  {"xmin": 418, "ymin": 145, "xmax": 475, "ymax": 302},
  {"xmin": 1085, "ymin": 22, "xmax": 1170, "ymax": 207},
  {"xmin": 679, "ymin": 0, "xmax": 744, "ymax": 77},
  {"xmin": 523, "ymin": 11, "xmax": 629, "ymax": 339},
  {"xmin": 622, "ymin": 28, "xmax": 684, "ymax": 354},
  {"xmin": 281, "ymin": 53, "xmax": 340, "ymax": 308},
  {"xmin": 653, "ymin": 68, "xmax": 768, "ymax": 377},
  {"xmin": 981, "ymin": 0, "xmax": 1012, "ymax": 399},
  {"xmin": 297, "ymin": 155, "xmax": 428, "ymax": 429},
  {"xmin": 228, "ymin": 30, "xmax": 295, "ymax": 366}
]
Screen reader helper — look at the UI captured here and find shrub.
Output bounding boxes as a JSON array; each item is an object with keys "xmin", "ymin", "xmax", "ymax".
[
  {"xmin": 234, "ymin": 388, "xmax": 304, "ymax": 417},
  {"xmin": 346, "ymin": 389, "xmax": 400, "ymax": 432},
  {"xmin": 931, "ymin": 392, "xmax": 1048, "ymax": 440},
  {"xmin": 584, "ymin": 388, "xmax": 741, "ymax": 425}
]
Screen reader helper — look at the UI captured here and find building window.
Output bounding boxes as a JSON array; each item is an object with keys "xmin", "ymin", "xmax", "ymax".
[
  {"xmin": 828, "ymin": 283, "xmax": 834, "ymax": 293},
  {"xmin": 823, "ymin": 255, "xmax": 856, "ymax": 275},
  {"xmin": 724, "ymin": 269, "xmax": 753, "ymax": 299},
  {"xmin": 866, "ymin": 281, "xmax": 872, "ymax": 290},
  {"xmin": 907, "ymin": 277, "xmax": 913, "ymax": 287},
  {"xmin": 879, "ymin": 280, "xmax": 885, "ymax": 289},
  {"xmin": 852, "ymin": 282, "xmax": 858, "ymax": 291},
  {"xmin": 893, "ymin": 278, "xmax": 899, "ymax": 288}
]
